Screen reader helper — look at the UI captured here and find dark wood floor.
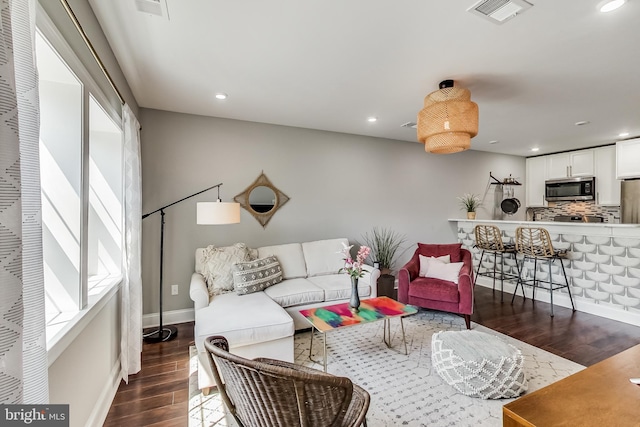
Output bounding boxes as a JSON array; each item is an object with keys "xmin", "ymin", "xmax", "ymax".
[
  {"xmin": 473, "ymin": 286, "xmax": 640, "ymax": 366},
  {"xmin": 103, "ymin": 285, "xmax": 640, "ymax": 426},
  {"xmin": 104, "ymin": 323, "xmax": 195, "ymax": 427}
]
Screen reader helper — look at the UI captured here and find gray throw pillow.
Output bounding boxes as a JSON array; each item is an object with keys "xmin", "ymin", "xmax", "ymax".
[{"xmin": 232, "ymin": 255, "xmax": 283, "ymax": 295}]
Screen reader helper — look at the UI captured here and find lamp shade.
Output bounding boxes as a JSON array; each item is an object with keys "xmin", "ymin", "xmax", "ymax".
[
  {"xmin": 417, "ymin": 82, "xmax": 478, "ymax": 154},
  {"xmin": 197, "ymin": 201, "xmax": 241, "ymax": 225}
]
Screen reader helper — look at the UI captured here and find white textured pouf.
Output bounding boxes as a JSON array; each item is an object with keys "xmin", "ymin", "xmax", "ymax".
[{"xmin": 431, "ymin": 330, "xmax": 528, "ymax": 399}]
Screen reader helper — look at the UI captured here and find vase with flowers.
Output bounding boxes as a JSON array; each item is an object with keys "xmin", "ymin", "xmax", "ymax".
[
  {"xmin": 458, "ymin": 193, "xmax": 481, "ymax": 220},
  {"xmin": 338, "ymin": 243, "xmax": 371, "ymax": 313}
]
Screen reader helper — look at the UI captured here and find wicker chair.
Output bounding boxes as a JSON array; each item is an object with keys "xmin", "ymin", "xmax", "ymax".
[
  {"xmin": 473, "ymin": 225, "xmax": 518, "ymax": 301},
  {"xmin": 512, "ymin": 226, "xmax": 576, "ymax": 316},
  {"xmin": 204, "ymin": 336, "xmax": 370, "ymax": 427}
]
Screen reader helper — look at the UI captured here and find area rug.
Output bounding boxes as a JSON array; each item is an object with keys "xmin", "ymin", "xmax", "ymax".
[{"xmin": 188, "ymin": 309, "xmax": 584, "ymax": 427}]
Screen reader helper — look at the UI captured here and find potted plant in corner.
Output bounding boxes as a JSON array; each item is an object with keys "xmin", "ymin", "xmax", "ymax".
[
  {"xmin": 458, "ymin": 193, "xmax": 481, "ymax": 220},
  {"xmin": 362, "ymin": 227, "xmax": 406, "ymax": 299}
]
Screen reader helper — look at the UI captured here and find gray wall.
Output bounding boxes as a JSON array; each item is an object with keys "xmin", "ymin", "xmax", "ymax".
[{"xmin": 139, "ymin": 108, "xmax": 526, "ymax": 314}]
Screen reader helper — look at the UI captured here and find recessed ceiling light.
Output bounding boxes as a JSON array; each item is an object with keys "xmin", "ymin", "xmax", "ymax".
[
  {"xmin": 215, "ymin": 93, "xmax": 228, "ymax": 100},
  {"xmin": 575, "ymin": 120, "xmax": 590, "ymax": 126},
  {"xmin": 489, "ymin": 140, "xmax": 499, "ymax": 144},
  {"xmin": 599, "ymin": 0, "xmax": 625, "ymax": 12},
  {"xmin": 531, "ymin": 147, "xmax": 540, "ymax": 152},
  {"xmin": 367, "ymin": 117, "xmax": 377, "ymax": 123},
  {"xmin": 619, "ymin": 132, "xmax": 630, "ymax": 137}
]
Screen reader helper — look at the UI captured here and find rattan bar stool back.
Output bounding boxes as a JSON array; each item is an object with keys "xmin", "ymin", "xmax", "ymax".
[{"xmin": 512, "ymin": 226, "xmax": 575, "ymax": 316}]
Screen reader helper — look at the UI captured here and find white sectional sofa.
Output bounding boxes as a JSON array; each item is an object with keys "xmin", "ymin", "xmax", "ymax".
[{"xmin": 190, "ymin": 237, "xmax": 380, "ymax": 390}]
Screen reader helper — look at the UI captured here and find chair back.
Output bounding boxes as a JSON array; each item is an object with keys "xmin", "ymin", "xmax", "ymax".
[
  {"xmin": 204, "ymin": 336, "xmax": 356, "ymax": 427},
  {"xmin": 515, "ymin": 227, "xmax": 555, "ymax": 258},
  {"xmin": 474, "ymin": 225, "xmax": 506, "ymax": 252}
]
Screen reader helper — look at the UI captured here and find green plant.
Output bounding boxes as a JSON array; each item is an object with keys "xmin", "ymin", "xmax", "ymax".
[
  {"xmin": 361, "ymin": 227, "xmax": 406, "ymax": 271},
  {"xmin": 458, "ymin": 193, "xmax": 481, "ymax": 213}
]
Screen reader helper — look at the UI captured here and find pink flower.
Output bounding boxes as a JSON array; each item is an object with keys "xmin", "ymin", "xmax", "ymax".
[{"xmin": 339, "ymin": 243, "xmax": 371, "ymax": 279}]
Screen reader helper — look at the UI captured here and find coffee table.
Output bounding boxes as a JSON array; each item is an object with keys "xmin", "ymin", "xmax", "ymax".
[{"xmin": 300, "ymin": 296, "xmax": 417, "ymax": 372}]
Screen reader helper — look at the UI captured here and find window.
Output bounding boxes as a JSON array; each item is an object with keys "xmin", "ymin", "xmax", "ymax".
[
  {"xmin": 35, "ymin": 29, "xmax": 123, "ymax": 341},
  {"xmin": 88, "ymin": 96, "xmax": 123, "ymax": 295}
]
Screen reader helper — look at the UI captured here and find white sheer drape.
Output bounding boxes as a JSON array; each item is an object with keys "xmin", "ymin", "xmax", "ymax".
[
  {"xmin": 0, "ymin": 0, "xmax": 48, "ymax": 404},
  {"xmin": 121, "ymin": 103, "xmax": 143, "ymax": 382}
]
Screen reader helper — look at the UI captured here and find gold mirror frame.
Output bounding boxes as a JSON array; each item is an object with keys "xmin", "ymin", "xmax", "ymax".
[{"xmin": 234, "ymin": 172, "xmax": 290, "ymax": 228}]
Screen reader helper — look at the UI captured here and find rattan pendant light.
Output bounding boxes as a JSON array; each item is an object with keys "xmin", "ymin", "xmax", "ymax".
[{"xmin": 417, "ymin": 80, "xmax": 479, "ymax": 154}]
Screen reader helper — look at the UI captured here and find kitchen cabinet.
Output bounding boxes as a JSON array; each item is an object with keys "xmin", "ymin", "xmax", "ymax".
[
  {"xmin": 526, "ymin": 156, "xmax": 547, "ymax": 207},
  {"xmin": 616, "ymin": 138, "xmax": 640, "ymax": 179},
  {"xmin": 546, "ymin": 150, "xmax": 594, "ymax": 179},
  {"xmin": 594, "ymin": 145, "xmax": 621, "ymax": 205}
]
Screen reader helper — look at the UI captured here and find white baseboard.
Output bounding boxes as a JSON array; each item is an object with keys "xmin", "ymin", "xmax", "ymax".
[
  {"xmin": 86, "ymin": 359, "xmax": 122, "ymax": 427},
  {"xmin": 143, "ymin": 308, "xmax": 195, "ymax": 328},
  {"xmin": 475, "ymin": 277, "xmax": 640, "ymax": 327}
]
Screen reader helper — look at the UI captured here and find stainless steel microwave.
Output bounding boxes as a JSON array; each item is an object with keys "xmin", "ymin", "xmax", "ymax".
[{"xmin": 545, "ymin": 176, "xmax": 596, "ymax": 202}]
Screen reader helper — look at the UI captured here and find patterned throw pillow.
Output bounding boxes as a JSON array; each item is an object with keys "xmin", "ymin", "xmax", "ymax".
[
  {"xmin": 200, "ymin": 243, "xmax": 255, "ymax": 296},
  {"xmin": 232, "ymin": 256, "xmax": 283, "ymax": 295}
]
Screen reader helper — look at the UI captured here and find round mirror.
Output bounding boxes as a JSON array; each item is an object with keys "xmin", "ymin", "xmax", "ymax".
[
  {"xmin": 249, "ymin": 185, "xmax": 276, "ymax": 213},
  {"xmin": 235, "ymin": 172, "xmax": 290, "ymax": 228}
]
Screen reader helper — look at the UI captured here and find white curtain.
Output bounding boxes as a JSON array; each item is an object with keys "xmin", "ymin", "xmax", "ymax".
[
  {"xmin": 0, "ymin": 0, "xmax": 48, "ymax": 404},
  {"xmin": 121, "ymin": 103, "xmax": 143, "ymax": 382}
]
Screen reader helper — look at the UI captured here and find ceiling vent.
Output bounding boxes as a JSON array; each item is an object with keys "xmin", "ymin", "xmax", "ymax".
[
  {"xmin": 135, "ymin": 0, "xmax": 165, "ymax": 18},
  {"xmin": 467, "ymin": 0, "xmax": 533, "ymax": 25},
  {"xmin": 401, "ymin": 121, "xmax": 417, "ymax": 129}
]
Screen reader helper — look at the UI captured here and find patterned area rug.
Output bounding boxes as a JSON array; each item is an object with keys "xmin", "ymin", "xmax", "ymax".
[{"xmin": 189, "ymin": 309, "xmax": 584, "ymax": 427}]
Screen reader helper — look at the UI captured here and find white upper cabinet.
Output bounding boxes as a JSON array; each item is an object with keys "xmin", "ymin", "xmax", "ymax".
[
  {"xmin": 526, "ymin": 156, "xmax": 547, "ymax": 207},
  {"xmin": 594, "ymin": 145, "xmax": 621, "ymax": 205},
  {"xmin": 571, "ymin": 150, "xmax": 596, "ymax": 176},
  {"xmin": 616, "ymin": 138, "xmax": 640, "ymax": 179},
  {"xmin": 546, "ymin": 150, "xmax": 595, "ymax": 179}
]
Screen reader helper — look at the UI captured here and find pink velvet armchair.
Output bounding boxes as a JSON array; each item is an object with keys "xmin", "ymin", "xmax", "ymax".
[{"xmin": 398, "ymin": 243, "xmax": 475, "ymax": 329}]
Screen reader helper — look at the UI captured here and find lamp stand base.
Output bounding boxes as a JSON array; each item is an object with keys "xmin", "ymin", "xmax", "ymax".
[{"xmin": 143, "ymin": 325, "xmax": 178, "ymax": 343}]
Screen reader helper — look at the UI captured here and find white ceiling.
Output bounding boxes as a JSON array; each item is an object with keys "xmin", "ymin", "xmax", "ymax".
[{"xmin": 88, "ymin": 0, "xmax": 640, "ymax": 157}]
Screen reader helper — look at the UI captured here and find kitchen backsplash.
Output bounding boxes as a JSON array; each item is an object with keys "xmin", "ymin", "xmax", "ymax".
[{"xmin": 529, "ymin": 201, "xmax": 620, "ymax": 223}]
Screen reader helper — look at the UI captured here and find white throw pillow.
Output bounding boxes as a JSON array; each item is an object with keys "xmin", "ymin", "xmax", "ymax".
[
  {"xmin": 200, "ymin": 243, "xmax": 256, "ymax": 296},
  {"xmin": 418, "ymin": 254, "xmax": 451, "ymax": 277},
  {"xmin": 423, "ymin": 260, "xmax": 464, "ymax": 284}
]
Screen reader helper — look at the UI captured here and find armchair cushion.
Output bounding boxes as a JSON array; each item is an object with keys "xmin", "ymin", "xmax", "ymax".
[{"xmin": 409, "ymin": 277, "xmax": 460, "ymax": 303}]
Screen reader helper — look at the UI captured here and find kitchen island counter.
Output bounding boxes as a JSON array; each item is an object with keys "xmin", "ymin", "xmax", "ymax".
[
  {"xmin": 449, "ymin": 219, "xmax": 640, "ymax": 327},
  {"xmin": 449, "ymin": 218, "xmax": 640, "ymax": 229}
]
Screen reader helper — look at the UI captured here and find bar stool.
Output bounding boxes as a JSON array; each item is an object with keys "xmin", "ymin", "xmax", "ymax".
[
  {"xmin": 512, "ymin": 226, "xmax": 575, "ymax": 316},
  {"xmin": 473, "ymin": 225, "xmax": 518, "ymax": 302}
]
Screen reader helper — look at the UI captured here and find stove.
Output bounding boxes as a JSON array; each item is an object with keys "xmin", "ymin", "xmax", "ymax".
[{"xmin": 554, "ymin": 215, "xmax": 604, "ymax": 223}]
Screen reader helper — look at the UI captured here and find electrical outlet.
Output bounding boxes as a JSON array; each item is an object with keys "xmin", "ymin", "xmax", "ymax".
[{"xmin": 171, "ymin": 284, "xmax": 179, "ymax": 295}]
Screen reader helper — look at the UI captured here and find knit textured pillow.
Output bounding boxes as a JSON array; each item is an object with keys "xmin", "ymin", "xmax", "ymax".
[
  {"xmin": 232, "ymin": 255, "xmax": 283, "ymax": 295},
  {"xmin": 200, "ymin": 243, "xmax": 255, "ymax": 296}
]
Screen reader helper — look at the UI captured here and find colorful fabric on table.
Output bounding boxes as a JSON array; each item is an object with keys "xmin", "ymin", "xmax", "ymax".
[{"xmin": 300, "ymin": 297, "xmax": 417, "ymax": 332}]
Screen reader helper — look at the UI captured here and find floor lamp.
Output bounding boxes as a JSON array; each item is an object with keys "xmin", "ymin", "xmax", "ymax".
[{"xmin": 142, "ymin": 182, "xmax": 240, "ymax": 343}]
